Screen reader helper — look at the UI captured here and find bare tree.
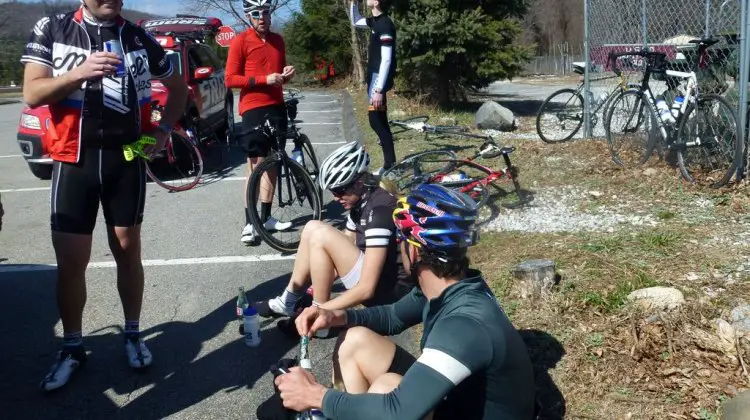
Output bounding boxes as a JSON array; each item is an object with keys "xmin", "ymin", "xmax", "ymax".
[
  {"xmin": 187, "ymin": 0, "xmax": 295, "ymax": 30},
  {"xmin": 342, "ymin": 0, "xmax": 364, "ymax": 84}
]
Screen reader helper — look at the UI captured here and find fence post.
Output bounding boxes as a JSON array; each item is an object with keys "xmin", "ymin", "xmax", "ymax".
[
  {"xmin": 740, "ymin": 0, "xmax": 749, "ymax": 179},
  {"xmin": 705, "ymin": 0, "xmax": 712, "ymax": 37},
  {"xmin": 642, "ymin": 0, "xmax": 648, "ymax": 48},
  {"xmin": 583, "ymin": 0, "xmax": 592, "ymax": 138}
]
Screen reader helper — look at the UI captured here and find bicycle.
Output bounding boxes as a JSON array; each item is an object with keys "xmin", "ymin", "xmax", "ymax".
[
  {"xmin": 383, "ymin": 120, "xmax": 533, "ymax": 209},
  {"xmin": 535, "ymin": 55, "xmax": 640, "ymax": 143},
  {"xmin": 134, "ymin": 102, "xmax": 204, "ymax": 192},
  {"xmin": 389, "ymin": 115, "xmax": 470, "ymax": 135},
  {"xmin": 245, "ymin": 114, "xmax": 322, "ymax": 254},
  {"xmin": 284, "ymin": 91, "xmax": 321, "ymax": 188},
  {"xmin": 606, "ymin": 39, "xmax": 741, "ymax": 188}
]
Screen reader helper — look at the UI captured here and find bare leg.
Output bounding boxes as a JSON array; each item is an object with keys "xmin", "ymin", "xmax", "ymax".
[
  {"xmin": 245, "ymin": 156, "xmax": 263, "ymax": 207},
  {"xmin": 285, "ymin": 221, "xmax": 361, "ymax": 304},
  {"xmin": 107, "ymin": 225, "xmax": 144, "ymax": 322},
  {"xmin": 52, "ymin": 232, "xmax": 93, "ymax": 334},
  {"xmin": 332, "ymin": 327, "xmax": 398, "ymax": 393}
]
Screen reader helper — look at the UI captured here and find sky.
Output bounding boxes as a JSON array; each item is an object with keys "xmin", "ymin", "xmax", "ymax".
[{"xmin": 12, "ymin": 0, "xmax": 300, "ymax": 28}]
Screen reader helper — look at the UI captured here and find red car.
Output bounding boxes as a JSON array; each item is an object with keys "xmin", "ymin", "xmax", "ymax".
[{"xmin": 16, "ymin": 15, "xmax": 234, "ymax": 180}]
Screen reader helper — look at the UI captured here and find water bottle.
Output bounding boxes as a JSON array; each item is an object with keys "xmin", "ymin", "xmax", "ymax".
[
  {"xmin": 670, "ymin": 95, "xmax": 684, "ymax": 118},
  {"xmin": 656, "ymin": 97, "xmax": 674, "ymax": 124},
  {"xmin": 236, "ymin": 287, "xmax": 249, "ymax": 335},
  {"xmin": 296, "ymin": 409, "xmax": 326, "ymax": 419},
  {"xmin": 243, "ymin": 306, "xmax": 261, "ymax": 347}
]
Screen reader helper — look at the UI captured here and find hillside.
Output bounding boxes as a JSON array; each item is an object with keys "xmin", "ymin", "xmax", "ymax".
[{"xmin": 0, "ymin": 1, "xmax": 162, "ymax": 86}]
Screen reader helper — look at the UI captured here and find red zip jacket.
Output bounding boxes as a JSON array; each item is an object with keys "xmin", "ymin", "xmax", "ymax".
[{"xmin": 225, "ymin": 28, "xmax": 285, "ymax": 115}]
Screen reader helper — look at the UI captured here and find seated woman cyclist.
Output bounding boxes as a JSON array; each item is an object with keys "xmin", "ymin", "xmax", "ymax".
[
  {"xmin": 254, "ymin": 141, "xmax": 405, "ymax": 338},
  {"xmin": 274, "ymin": 183, "xmax": 537, "ymax": 419}
]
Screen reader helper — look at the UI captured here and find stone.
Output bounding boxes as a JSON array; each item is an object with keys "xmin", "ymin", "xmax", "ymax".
[
  {"xmin": 643, "ymin": 168, "xmax": 658, "ymax": 176},
  {"xmin": 627, "ymin": 287, "xmax": 685, "ymax": 311},
  {"xmin": 730, "ymin": 305, "xmax": 750, "ymax": 338},
  {"xmin": 474, "ymin": 101, "xmax": 516, "ymax": 131}
]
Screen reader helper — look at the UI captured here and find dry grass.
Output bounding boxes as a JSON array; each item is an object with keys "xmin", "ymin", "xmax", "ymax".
[{"xmin": 348, "ymin": 83, "xmax": 750, "ymax": 419}]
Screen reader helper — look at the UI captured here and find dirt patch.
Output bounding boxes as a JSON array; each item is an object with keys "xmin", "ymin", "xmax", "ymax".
[{"xmin": 347, "ymin": 82, "xmax": 750, "ymax": 418}]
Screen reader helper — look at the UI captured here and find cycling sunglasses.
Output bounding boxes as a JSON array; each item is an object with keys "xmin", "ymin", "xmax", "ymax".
[
  {"xmin": 249, "ymin": 8, "xmax": 271, "ymax": 19},
  {"xmin": 330, "ymin": 183, "xmax": 354, "ymax": 197}
]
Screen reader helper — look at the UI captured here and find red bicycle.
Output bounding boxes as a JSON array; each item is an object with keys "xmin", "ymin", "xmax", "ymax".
[
  {"xmin": 382, "ymin": 118, "xmax": 534, "ymax": 209},
  {"xmin": 141, "ymin": 101, "xmax": 204, "ymax": 192}
]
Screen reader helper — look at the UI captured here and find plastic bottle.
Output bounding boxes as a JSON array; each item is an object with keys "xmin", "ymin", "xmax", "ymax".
[
  {"xmin": 243, "ymin": 306, "xmax": 261, "ymax": 347},
  {"xmin": 236, "ymin": 287, "xmax": 249, "ymax": 335},
  {"xmin": 656, "ymin": 97, "xmax": 675, "ymax": 124},
  {"xmin": 670, "ymin": 95, "xmax": 684, "ymax": 118}
]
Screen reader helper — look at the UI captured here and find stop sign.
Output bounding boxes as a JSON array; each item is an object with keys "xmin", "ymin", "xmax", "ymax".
[{"xmin": 215, "ymin": 26, "xmax": 236, "ymax": 47}]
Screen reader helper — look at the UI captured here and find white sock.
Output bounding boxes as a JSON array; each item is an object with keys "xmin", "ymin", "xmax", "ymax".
[{"xmin": 281, "ymin": 288, "xmax": 301, "ymax": 308}]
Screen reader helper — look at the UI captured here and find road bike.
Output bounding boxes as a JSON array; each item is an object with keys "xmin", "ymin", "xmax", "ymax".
[
  {"xmin": 606, "ymin": 39, "xmax": 741, "ymax": 188},
  {"xmin": 535, "ymin": 55, "xmax": 640, "ymax": 143},
  {"xmin": 383, "ymin": 118, "xmax": 534, "ymax": 209},
  {"xmin": 139, "ymin": 102, "xmax": 204, "ymax": 192},
  {"xmin": 245, "ymin": 115, "xmax": 322, "ymax": 254}
]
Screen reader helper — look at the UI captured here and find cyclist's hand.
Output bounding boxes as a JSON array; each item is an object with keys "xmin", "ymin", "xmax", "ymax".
[
  {"xmin": 275, "ymin": 367, "xmax": 326, "ymax": 411},
  {"xmin": 72, "ymin": 52, "xmax": 121, "ymax": 80},
  {"xmin": 266, "ymin": 73, "xmax": 284, "ymax": 86},
  {"xmin": 296, "ymin": 306, "xmax": 334, "ymax": 337},
  {"xmin": 371, "ymin": 92, "xmax": 384, "ymax": 109},
  {"xmin": 144, "ymin": 131, "xmax": 168, "ymax": 158},
  {"xmin": 282, "ymin": 66, "xmax": 295, "ymax": 81}
]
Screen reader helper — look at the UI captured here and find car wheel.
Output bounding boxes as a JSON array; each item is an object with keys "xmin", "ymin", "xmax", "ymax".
[{"xmin": 28, "ymin": 162, "xmax": 52, "ymax": 180}]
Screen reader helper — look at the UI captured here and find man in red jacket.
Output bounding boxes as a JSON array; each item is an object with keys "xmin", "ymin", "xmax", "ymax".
[{"xmin": 225, "ymin": 0, "xmax": 296, "ymax": 245}]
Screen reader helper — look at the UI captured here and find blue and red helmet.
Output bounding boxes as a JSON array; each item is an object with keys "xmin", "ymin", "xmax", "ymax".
[{"xmin": 392, "ymin": 184, "xmax": 479, "ymax": 255}]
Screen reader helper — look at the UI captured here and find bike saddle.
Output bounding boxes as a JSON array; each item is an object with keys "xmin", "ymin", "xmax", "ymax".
[
  {"xmin": 285, "ymin": 98, "xmax": 299, "ymax": 107},
  {"xmin": 501, "ymin": 146, "xmax": 515, "ymax": 154},
  {"xmin": 689, "ymin": 38, "xmax": 720, "ymax": 47}
]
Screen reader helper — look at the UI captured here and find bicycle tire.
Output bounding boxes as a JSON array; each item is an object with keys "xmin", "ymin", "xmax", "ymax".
[
  {"xmin": 297, "ymin": 133, "xmax": 323, "ymax": 205},
  {"xmin": 145, "ymin": 132, "xmax": 204, "ymax": 192},
  {"xmin": 676, "ymin": 94, "xmax": 741, "ymax": 188},
  {"xmin": 381, "ymin": 150, "xmax": 458, "ymax": 195},
  {"xmin": 605, "ymin": 89, "xmax": 656, "ymax": 167},
  {"xmin": 247, "ymin": 156, "xmax": 322, "ymax": 253},
  {"xmin": 535, "ymin": 88, "xmax": 584, "ymax": 143}
]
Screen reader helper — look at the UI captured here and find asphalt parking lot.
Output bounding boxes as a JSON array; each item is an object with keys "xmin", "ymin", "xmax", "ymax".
[{"xmin": 0, "ymin": 90, "xmax": 416, "ymax": 419}]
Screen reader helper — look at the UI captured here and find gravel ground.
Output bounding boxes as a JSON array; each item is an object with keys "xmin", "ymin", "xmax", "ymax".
[{"xmin": 480, "ymin": 185, "xmax": 660, "ymax": 233}]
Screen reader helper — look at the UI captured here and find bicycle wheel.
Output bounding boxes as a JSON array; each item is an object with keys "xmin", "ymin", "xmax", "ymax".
[
  {"xmin": 535, "ymin": 88, "xmax": 584, "ymax": 143},
  {"xmin": 605, "ymin": 89, "xmax": 657, "ymax": 167},
  {"xmin": 296, "ymin": 133, "xmax": 323, "ymax": 205},
  {"xmin": 247, "ymin": 156, "xmax": 322, "ymax": 253},
  {"xmin": 676, "ymin": 94, "xmax": 741, "ymax": 188},
  {"xmin": 145, "ymin": 132, "xmax": 204, "ymax": 192},
  {"xmin": 381, "ymin": 150, "xmax": 457, "ymax": 196}
]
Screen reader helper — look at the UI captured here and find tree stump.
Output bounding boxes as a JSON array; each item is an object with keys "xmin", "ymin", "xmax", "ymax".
[{"xmin": 512, "ymin": 259, "xmax": 557, "ymax": 300}]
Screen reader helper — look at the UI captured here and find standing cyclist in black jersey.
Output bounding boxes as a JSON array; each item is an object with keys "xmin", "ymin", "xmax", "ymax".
[
  {"xmin": 275, "ymin": 184, "xmax": 536, "ymax": 419},
  {"xmin": 21, "ymin": 0, "xmax": 188, "ymax": 391},
  {"xmin": 350, "ymin": 0, "xmax": 397, "ymax": 176},
  {"xmin": 254, "ymin": 141, "xmax": 404, "ymax": 338}
]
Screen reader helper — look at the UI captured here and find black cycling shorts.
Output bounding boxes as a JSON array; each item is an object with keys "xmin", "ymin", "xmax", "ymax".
[
  {"xmin": 50, "ymin": 147, "xmax": 146, "ymax": 234},
  {"xmin": 240, "ymin": 104, "xmax": 288, "ymax": 158}
]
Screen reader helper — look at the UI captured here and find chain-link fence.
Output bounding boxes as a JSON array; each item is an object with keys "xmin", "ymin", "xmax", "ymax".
[{"xmin": 583, "ymin": 0, "xmax": 750, "ymax": 178}]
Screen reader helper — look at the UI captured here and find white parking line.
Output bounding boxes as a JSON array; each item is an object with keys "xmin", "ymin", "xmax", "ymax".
[
  {"xmin": 302, "ymin": 101, "xmax": 338, "ymax": 104},
  {"xmin": 0, "ymin": 186, "xmax": 50, "ymax": 193},
  {"xmin": 311, "ymin": 141, "xmax": 347, "ymax": 145},
  {"xmin": 0, "ymin": 154, "xmax": 21, "ymax": 159},
  {"xmin": 297, "ymin": 122, "xmax": 340, "ymax": 126},
  {"xmin": 297, "ymin": 110, "xmax": 338, "ymax": 113},
  {"xmin": 0, "ymin": 253, "xmax": 296, "ymax": 273}
]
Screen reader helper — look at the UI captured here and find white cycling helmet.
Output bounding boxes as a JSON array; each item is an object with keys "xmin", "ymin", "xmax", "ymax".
[
  {"xmin": 319, "ymin": 141, "xmax": 370, "ymax": 190},
  {"xmin": 243, "ymin": 0, "xmax": 271, "ymax": 12}
]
